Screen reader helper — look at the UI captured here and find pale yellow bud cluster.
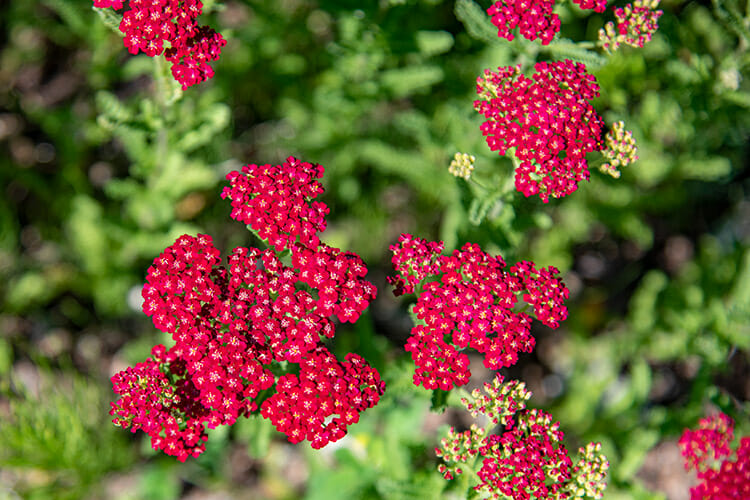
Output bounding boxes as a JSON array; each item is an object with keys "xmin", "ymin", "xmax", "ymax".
[
  {"xmin": 460, "ymin": 375, "xmax": 531, "ymax": 426},
  {"xmin": 436, "ymin": 424, "xmax": 486, "ymax": 479},
  {"xmin": 600, "ymin": 121, "xmax": 638, "ymax": 178},
  {"xmin": 598, "ymin": 0, "xmax": 663, "ymax": 54},
  {"xmin": 449, "ymin": 152, "xmax": 476, "ymax": 180},
  {"xmin": 562, "ymin": 442, "xmax": 610, "ymax": 499}
]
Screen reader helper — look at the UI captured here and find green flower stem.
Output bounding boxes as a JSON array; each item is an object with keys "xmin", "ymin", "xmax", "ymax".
[
  {"xmin": 469, "ymin": 176, "xmax": 492, "ymax": 191},
  {"xmin": 153, "ymin": 55, "xmax": 170, "ymax": 173}
]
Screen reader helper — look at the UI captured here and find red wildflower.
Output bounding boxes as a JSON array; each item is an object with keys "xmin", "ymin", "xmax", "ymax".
[
  {"xmin": 487, "ymin": 0, "xmax": 560, "ymax": 45},
  {"xmin": 487, "ymin": 0, "xmax": 606, "ymax": 45},
  {"xmin": 475, "ymin": 60, "xmax": 605, "ymax": 202},
  {"xmin": 389, "ymin": 234, "xmax": 569, "ymax": 390},
  {"xmin": 110, "ymin": 344, "xmax": 213, "ymax": 462},
  {"xmin": 95, "ymin": 0, "xmax": 226, "ymax": 89},
  {"xmin": 437, "ymin": 375, "xmax": 609, "ymax": 499},
  {"xmin": 573, "ymin": 0, "xmax": 608, "ymax": 13},
  {"xmin": 260, "ymin": 347, "xmax": 385, "ymax": 449},
  {"xmin": 112, "ymin": 158, "xmax": 384, "ymax": 458},
  {"xmin": 222, "ymin": 157, "xmax": 330, "ymax": 252},
  {"xmin": 387, "ymin": 233, "xmax": 444, "ymax": 296},
  {"xmin": 680, "ymin": 412, "xmax": 749, "ymax": 499}
]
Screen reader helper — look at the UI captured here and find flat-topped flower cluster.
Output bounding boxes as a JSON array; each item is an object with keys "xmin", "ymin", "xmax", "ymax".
[
  {"xmin": 487, "ymin": 0, "xmax": 606, "ymax": 46},
  {"xmin": 679, "ymin": 412, "xmax": 750, "ymax": 499},
  {"xmin": 475, "ymin": 60, "xmax": 605, "ymax": 202},
  {"xmin": 389, "ymin": 233, "xmax": 569, "ymax": 389},
  {"xmin": 110, "ymin": 157, "xmax": 384, "ymax": 460},
  {"xmin": 93, "ymin": 0, "xmax": 226, "ymax": 89},
  {"xmin": 437, "ymin": 375, "xmax": 609, "ymax": 499}
]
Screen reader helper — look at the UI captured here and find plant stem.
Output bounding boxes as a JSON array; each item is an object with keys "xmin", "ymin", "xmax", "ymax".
[{"xmin": 153, "ymin": 55, "xmax": 169, "ymax": 177}]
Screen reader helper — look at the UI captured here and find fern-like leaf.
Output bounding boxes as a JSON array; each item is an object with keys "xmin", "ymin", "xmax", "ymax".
[
  {"xmin": 543, "ymin": 40, "xmax": 606, "ymax": 69},
  {"xmin": 93, "ymin": 5, "xmax": 124, "ymax": 36},
  {"xmin": 455, "ymin": 0, "xmax": 499, "ymax": 45}
]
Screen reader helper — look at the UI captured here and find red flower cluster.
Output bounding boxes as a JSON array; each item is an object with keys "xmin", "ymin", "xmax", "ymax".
[
  {"xmin": 261, "ymin": 347, "xmax": 384, "ymax": 448},
  {"xmin": 222, "ymin": 157, "xmax": 329, "ymax": 252},
  {"xmin": 387, "ymin": 233, "xmax": 444, "ymax": 296},
  {"xmin": 573, "ymin": 0, "xmax": 608, "ymax": 13},
  {"xmin": 474, "ymin": 410, "xmax": 573, "ymax": 499},
  {"xmin": 111, "ymin": 157, "xmax": 384, "ymax": 460},
  {"xmin": 679, "ymin": 413, "xmax": 750, "ymax": 499},
  {"xmin": 437, "ymin": 375, "xmax": 609, "ymax": 499},
  {"xmin": 110, "ymin": 343, "xmax": 257, "ymax": 461},
  {"xmin": 487, "ymin": 0, "xmax": 560, "ymax": 45},
  {"xmin": 475, "ymin": 60, "xmax": 605, "ymax": 202},
  {"xmin": 487, "ymin": 0, "xmax": 606, "ymax": 45},
  {"xmin": 389, "ymin": 234, "xmax": 569, "ymax": 390},
  {"xmin": 93, "ymin": 0, "xmax": 226, "ymax": 89}
]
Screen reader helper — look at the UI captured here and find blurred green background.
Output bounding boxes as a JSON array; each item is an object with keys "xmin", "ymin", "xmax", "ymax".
[{"xmin": 1, "ymin": 0, "xmax": 748, "ymax": 499}]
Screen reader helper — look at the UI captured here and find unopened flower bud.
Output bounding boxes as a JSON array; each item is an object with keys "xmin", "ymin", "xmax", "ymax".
[
  {"xmin": 449, "ymin": 152, "xmax": 476, "ymax": 180},
  {"xmin": 598, "ymin": 0, "xmax": 663, "ymax": 54},
  {"xmin": 600, "ymin": 121, "xmax": 638, "ymax": 178}
]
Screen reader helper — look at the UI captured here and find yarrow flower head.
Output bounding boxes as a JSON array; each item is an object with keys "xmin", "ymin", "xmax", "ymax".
[
  {"xmin": 475, "ymin": 60, "xmax": 605, "ymax": 202},
  {"xmin": 679, "ymin": 413, "xmax": 735, "ymax": 472},
  {"xmin": 679, "ymin": 412, "xmax": 750, "ymax": 499},
  {"xmin": 222, "ymin": 157, "xmax": 329, "ymax": 252},
  {"xmin": 437, "ymin": 375, "xmax": 609, "ymax": 499},
  {"xmin": 94, "ymin": 0, "xmax": 226, "ymax": 89},
  {"xmin": 111, "ymin": 158, "xmax": 384, "ymax": 460},
  {"xmin": 572, "ymin": 0, "xmax": 608, "ymax": 12},
  {"xmin": 449, "ymin": 152, "xmax": 476, "ymax": 180},
  {"xmin": 389, "ymin": 234, "xmax": 569, "ymax": 390},
  {"xmin": 387, "ymin": 233, "xmax": 444, "ymax": 296},
  {"xmin": 599, "ymin": 121, "xmax": 638, "ymax": 178},
  {"xmin": 598, "ymin": 0, "xmax": 663, "ymax": 54},
  {"xmin": 487, "ymin": 0, "xmax": 606, "ymax": 45},
  {"xmin": 487, "ymin": 0, "xmax": 561, "ymax": 45},
  {"xmin": 260, "ymin": 347, "xmax": 384, "ymax": 449}
]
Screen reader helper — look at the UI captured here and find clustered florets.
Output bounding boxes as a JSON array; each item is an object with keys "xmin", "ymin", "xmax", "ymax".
[
  {"xmin": 437, "ymin": 375, "xmax": 609, "ymax": 499},
  {"xmin": 448, "ymin": 152, "xmax": 477, "ymax": 181},
  {"xmin": 679, "ymin": 412, "xmax": 750, "ymax": 499},
  {"xmin": 487, "ymin": 0, "xmax": 606, "ymax": 46},
  {"xmin": 260, "ymin": 347, "xmax": 383, "ymax": 448},
  {"xmin": 599, "ymin": 121, "xmax": 638, "ymax": 179},
  {"xmin": 222, "ymin": 157, "xmax": 330, "ymax": 252},
  {"xmin": 475, "ymin": 60, "xmax": 605, "ymax": 202},
  {"xmin": 110, "ymin": 157, "xmax": 384, "ymax": 460},
  {"xmin": 389, "ymin": 234, "xmax": 569, "ymax": 390},
  {"xmin": 93, "ymin": 0, "xmax": 226, "ymax": 89},
  {"xmin": 598, "ymin": 0, "xmax": 663, "ymax": 54},
  {"xmin": 487, "ymin": 0, "xmax": 561, "ymax": 46}
]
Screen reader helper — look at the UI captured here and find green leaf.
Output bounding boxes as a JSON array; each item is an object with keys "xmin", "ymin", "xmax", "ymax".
[
  {"xmin": 454, "ymin": 0, "xmax": 498, "ymax": 44},
  {"xmin": 93, "ymin": 5, "xmax": 124, "ymax": 35},
  {"xmin": 416, "ymin": 30, "xmax": 455, "ymax": 57},
  {"xmin": 721, "ymin": 90, "xmax": 750, "ymax": 108},
  {"xmin": 468, "ymin": 187, "xmax": 506, "ymax": 225},
  {"xmin": 96, "ymin": 91, "xmax": 132, "ymax": 124},
  {"xmin": 175, "ymin": 103, "xmax": 231, "ymax": 152},
  {"xmin": 543, "ymin": 40, "xmax": 606, "ymax": 69},
  {"xmin": 712, "ymin": 0, "xmax": 750, "ymax": 43},
  {"xmin": 42, "ymin": 0, "xmax": 88, "ymax": 36},
  {"xmin": 678, "ymin": 155, "xmax": 732, "ymax": 180},
  {"xmin": 380, "ymin": 65, "xmax": 445, "ymax": 97}
]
